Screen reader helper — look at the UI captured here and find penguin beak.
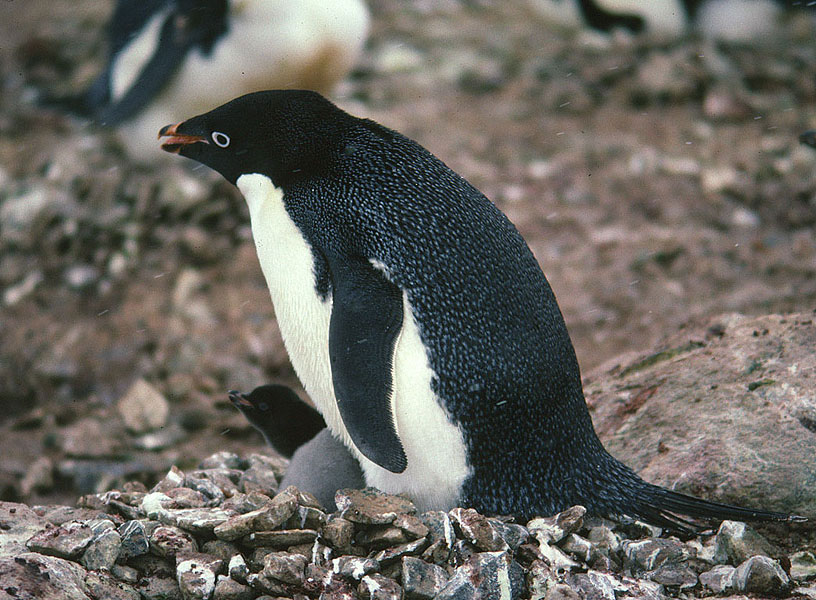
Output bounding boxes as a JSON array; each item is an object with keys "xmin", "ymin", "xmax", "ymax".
[
  {"xmin": 158, "ymin": 122, "xmax": 208, "ymax": 153},
  {"xmin": 228, "ymin": 390, "xmax": 253, "ymax": 409}
]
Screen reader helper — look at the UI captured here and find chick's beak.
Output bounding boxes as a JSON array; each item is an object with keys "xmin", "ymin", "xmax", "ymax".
[
  {"xmin": 158, "ymin": 122, "xmax": 208, "ymax": 153},
  {"xmin": 228, "ymin": 390, "xmax": 252, "ymax": 409}
]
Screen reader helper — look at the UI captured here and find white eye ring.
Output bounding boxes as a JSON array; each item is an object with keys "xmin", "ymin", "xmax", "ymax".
[{"xmin": 212, "ymin": 131, "xmax": 230, "ymax": 147}]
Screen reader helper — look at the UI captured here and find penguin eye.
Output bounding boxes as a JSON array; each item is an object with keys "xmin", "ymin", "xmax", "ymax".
[
  {"xmin": 258, "ymin": 402, "xmax": 269, "ymax": 411},
  {"xmin": 211, "ymin": 131, "xmax": 230, "ymax": 147}
]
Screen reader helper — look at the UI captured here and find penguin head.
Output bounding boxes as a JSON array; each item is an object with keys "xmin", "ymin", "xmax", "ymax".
[{"xmin": 159, "ymin": 90, "xmax": 350, "ymax": 185}]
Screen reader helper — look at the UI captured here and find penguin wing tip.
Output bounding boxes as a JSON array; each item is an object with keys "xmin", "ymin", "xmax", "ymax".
[{"xmin": 788, "ymin": 514, "xmax": 809, "ymax": 523}]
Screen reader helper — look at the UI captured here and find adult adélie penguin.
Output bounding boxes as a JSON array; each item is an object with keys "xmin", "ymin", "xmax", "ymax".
[
  {"xmin": 160, "ymin": 90, "xmax": 807, "ymax": 532},
  {"xmin": 54, "ymin": 0, "xmax": 369, "ymax": 161}
]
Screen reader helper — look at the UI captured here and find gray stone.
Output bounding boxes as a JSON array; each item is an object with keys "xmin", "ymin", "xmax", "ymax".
[
  {"xmin": 228, "ymin": 553, "xmax": 250, "ymax": 584},
  {"xmin": 152, "ymin": 466, "xmax": 187, "ymax": 493},
  {"xmin": 118, "ymin": 520, "xmax": 150, "ymax": 559},
  {"xmin": 0, "ymin": 501, "xmax": 49, "ymax": 558},
  {"xmin": 449, "ymin": 507, "xmax": 509, "ymax": 551},
  {"xmin": 335, "ymin": 487, "xmax": 416, "ymax": 525},
  {"xmin": 26, "ymin": 520, "xmax": 95, "ymax": 559},
  {"xmin": 199, "ymin": 452, "xmax": 246, "ymax": 471},
  {"xmin": 221, "ymin": 492, "xmax": 272, "ymax": 515},
  {"xmin": 543, "ymin": 583, "xmax": 581, "ymax": 600},
  {"xmin": 586, "ymin": 525, "xmax": 621, "ymax": 555},
  {"xmin": 401, "ymin": 556, "xmax": 450, "ymax": 600},
  {"xmin": 489, "ymin": 519, "xmax": 529, "ymax": 551},
  {"xmin": 435, "ymin": 551, "xmax": 525, "ymax": 600},
  {"xmin": 733, "ymin": 555, "xmax": 792, "ymax": 596},
  {"xmin": 647, "ymin": 562, "xmax": 697, "ymax": 589},
  {"xmin": 137, "ymin": 576, "xmax": 183, "ymax": 600},
  {"xmin": 150, "ymin": 525, "xmax": 198, "ymax": 558},
  {"xmin": 81, "ymin": 528, "xmax": 122, "ymax": 570},
  {"xmin": 212, "ymin": 575, "xmax": 254, "ymax": 600},
  {"xmin": 356, "ymin": 525, "xmax": 410, "ymax": 549},
  {"xmin": 359, "ymin": 573, "xmax": 402, "ymax": 600},
  {"xmin": 84, "ymin": 571, "xmax": 141, "ymax": 600},
  {"xmin": 296, "ymin": 505, "xmax": 328, "ymax": 530},
  {"xmin": 262, "ymin": 551, "xmax": 308, "ymax": 585},
  {"xmin": 176, "ymin": 552, "xmax": 223, "ymax": 600},
  {"xmin": 239, "ymin": 465, "xmax": 280, "ymax": 498},
  {"xmin": 421, "ymin": 511, "xmax": 455, "ymax": 549},
  {"xmin": 714, "ymin": 520, "xmax": 776, "ymax": 565},
  {"xmin": 166, "ymin": 487, "xmax": 208, "ymax": 509},
  {"xmin": 331, "ymin": 556, "xmax": 379, "ymax": 580},
  {"xmin": 527, "ymin": 506, "xmax": 586, "ymax": 544},
  {"xmin": 0, "ymin": 552, "xmax": 90, "ymax": 600},
  {"xmin": 393, "ymin": 513, "xmax": 430, "ymax": 540},
  {"xmin": 117, "ymin": 378, "xmax": 169, "ymax": 433},
  {"xmin": 184, "ymin": 472, "xmax": 227, "ymax": 504},
  {"xmin": 700, "ymin": 564, "xmax": 736, "ymax": 593},
  {"xmin": 373, "ymin": 537, "xmax": 429, "ymax": 565},
  {"xmin": 111, "ymin": 564, "xmax": 140, "ymax": 584},
  {"xmin": 537, "ymin": 538, "xmax": 581, "ymax": 572},
  {"xmin": 246, "ymin": 453, "xmax": 288, "ymax": 481},
  {"xmin": 565, "ymin": 571, "xmax": 625, "ymax": 600},
  {"xmin": 527, "ymin": 560, "xmax": 558, "ymax": 600},
  {"xmin": 791, "ymin": 550, "xmax": 816, "ymax": 582},
  {"xmin": 560, "ymin": 533, "xmax": 593, "ymax": 562},
  {"xmin": 213, "ymin": 487, "xmax": 297, "ymax": 541},
  {"xmin": 321, "ymin": 516, "xmax": 355, "ymax": 550},
  {"xmin": 621, "ymin": 537, "xmax": 690, "ymax": 572},
  {"xmin": 243, "ymin": 528, "xmax": 318, "ymax": 548}
]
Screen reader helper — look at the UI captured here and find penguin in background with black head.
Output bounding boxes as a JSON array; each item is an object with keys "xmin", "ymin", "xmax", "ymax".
[
  {"xmin": 49, "ymin": 0, "xmax": 369, "ymax": 161},
  {"xmin": 160, "ymin": 90, "xmax": 806, "ymax": 532}
]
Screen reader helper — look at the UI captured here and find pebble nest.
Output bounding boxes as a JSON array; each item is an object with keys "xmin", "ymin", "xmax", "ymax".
[{"xmin": 3, "ymin": 450, "xmax": 815, "ymax": 600}]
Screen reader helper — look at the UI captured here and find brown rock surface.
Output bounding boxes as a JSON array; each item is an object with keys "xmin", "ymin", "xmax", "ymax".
[{"xmin": 587, "ymin": 313, "xmax": 816, "ymax": 516}]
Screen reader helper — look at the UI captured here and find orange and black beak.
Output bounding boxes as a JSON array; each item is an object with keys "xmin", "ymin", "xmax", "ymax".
[{"xmin": 158, "ymin": 122, "xmax": 208, "ymax": 154}]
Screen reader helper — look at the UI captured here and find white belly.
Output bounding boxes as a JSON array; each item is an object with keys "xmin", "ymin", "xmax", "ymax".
[{"xmin": 237, "ymin": 173, "xmax": 470, "ymax": 511}]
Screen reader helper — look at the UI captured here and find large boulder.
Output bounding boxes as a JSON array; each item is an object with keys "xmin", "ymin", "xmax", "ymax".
[{"xmin": 586, "ymin": 313, "xmax": 816, "ymax": 517}]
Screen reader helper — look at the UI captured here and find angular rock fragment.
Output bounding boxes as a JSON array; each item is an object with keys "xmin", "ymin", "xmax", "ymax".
[
  {"xmin": 176, "ymin": 551, "xmax": 223, "ymax": 600},
  {"xmin": 401, "ymin": 556, "xmax": 450, "ymax": 600},
  {"xmin": 81, "ymin": 527, "xmax": 122, "ymax": 570},
  {"xmin": 335, "ymin": 488, "xmax": 416, "ymax": 525},
  {"xmin": 700, "ymin": 564, "xmax": 736, "ymax": 594},
  {"xmin": 714, "ymin": 520, "xmax": 777, "ymax": 565},
  {"xmin": 527, "ymin": 506, "xmax": 586, "ymax": 544},
  {"xmin": 435, "ymin": 551, "xmax": 525, "ymax": 600},
  {"xmin": 733, "ymin": 555, "xmax": 792, "ymax": 596},
  {"xmin": 359, "ymin": 573, "xmax": 403, "ymax": 600},
  {"xmin": 26, "ymin": 520, "xmax": 95, "ymax": 559}
]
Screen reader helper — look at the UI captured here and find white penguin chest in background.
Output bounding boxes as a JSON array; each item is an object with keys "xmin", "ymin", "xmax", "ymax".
[{"xmin": 236, "ymin": 173, "xmax": 470, "ymax": 511}]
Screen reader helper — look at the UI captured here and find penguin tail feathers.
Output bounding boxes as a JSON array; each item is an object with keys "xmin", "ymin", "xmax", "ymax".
[{"xmin": 626, "ymin": 480, "xmax": 807, "ymax": 535}]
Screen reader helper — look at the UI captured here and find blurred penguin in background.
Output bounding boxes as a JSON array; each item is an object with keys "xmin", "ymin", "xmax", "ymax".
[
  {"xmin": 526, "ymin": 0, "xmax": 808, "ymax": 41},
  {"xmin": 57, "ymin": 0, "xmax": 369, "ymax": 161}
]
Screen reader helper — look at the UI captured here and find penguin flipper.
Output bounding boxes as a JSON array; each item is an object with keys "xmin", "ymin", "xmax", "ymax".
[{"xmin": 328, "ymin": 257, "xmax": 408, "ymax": 474}]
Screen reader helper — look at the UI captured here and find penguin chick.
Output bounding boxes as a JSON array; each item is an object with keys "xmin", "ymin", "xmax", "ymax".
[
  {"xmin": 160, "ymin": 90, "xmax": 807, "ymax": 532},
  {"xmin": 229, "ymin": 384, "xmax": 325, "ymax": 458},
  {"xmin": 279, "ymin": 428, "xmax": 366, "ymax": 511},
  {"xmin": 53, "ymin": 0, "xmax": 369, "ymax": 161}
]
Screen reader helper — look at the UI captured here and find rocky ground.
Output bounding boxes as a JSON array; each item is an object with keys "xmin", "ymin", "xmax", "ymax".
[
  {"xmin": 2, "ymin": 461, "xmax": 816, "ymax": 600},
  {"xmin": 1, "ymin": 0, "xmax": 816, "ymax": 597}
]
